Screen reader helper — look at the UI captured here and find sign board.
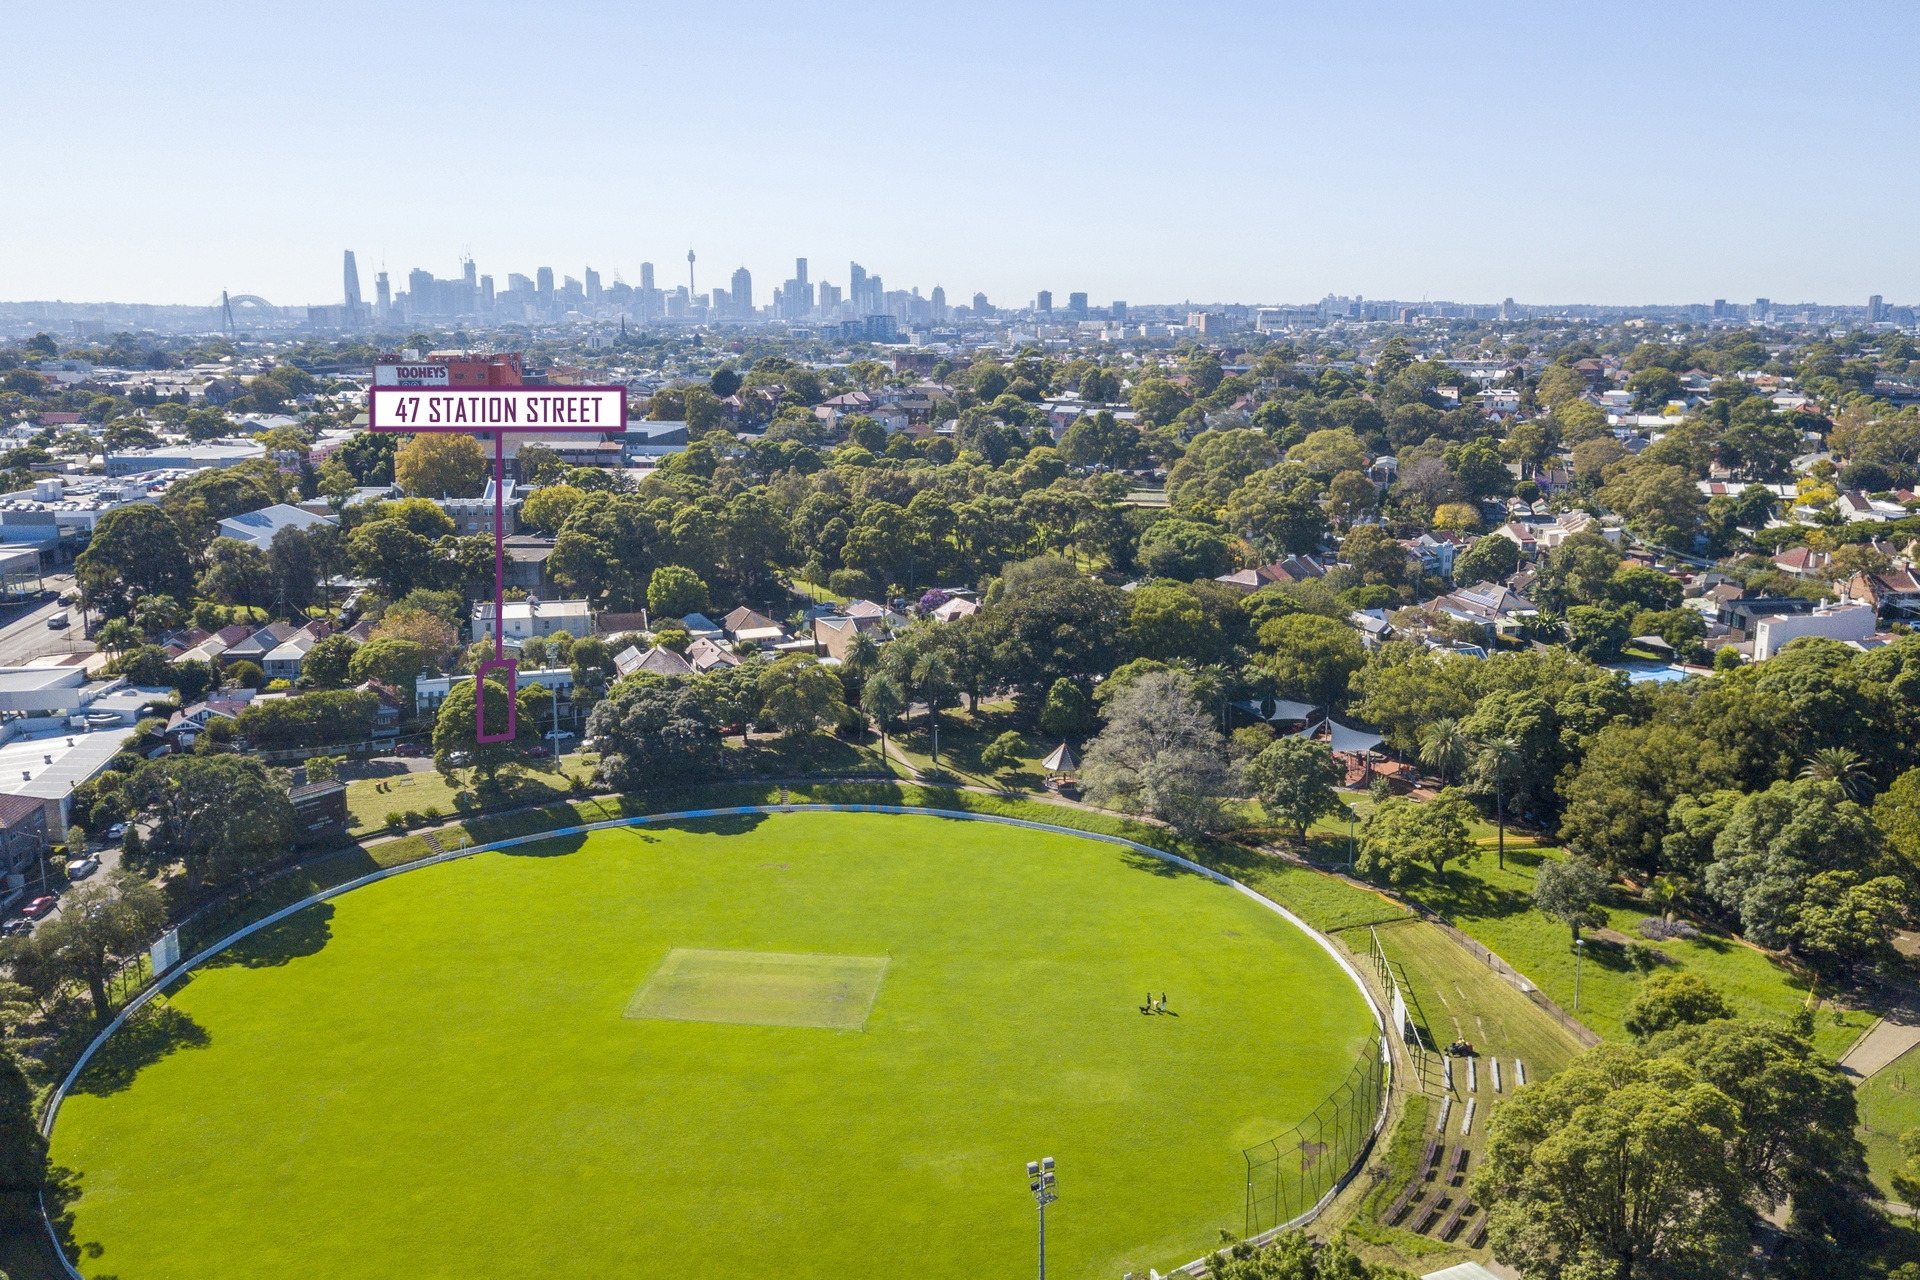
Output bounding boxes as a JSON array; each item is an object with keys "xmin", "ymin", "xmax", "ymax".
[
  {"xmin": 150, "ymin": 928, "xmax": 181, "ymax": 975},
  {"xmin": 368, "ymin": 385, "xmax": 626, "ymax": 433},
  {"xmin": 373, "ymin": 363, "xmax": 451, "ymax": 387}
]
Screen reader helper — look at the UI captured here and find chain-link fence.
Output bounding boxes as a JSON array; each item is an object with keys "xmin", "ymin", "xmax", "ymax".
[{"xmin": 1242, "ymin": 1043, "xmax": 1388, "ymax": 1238}]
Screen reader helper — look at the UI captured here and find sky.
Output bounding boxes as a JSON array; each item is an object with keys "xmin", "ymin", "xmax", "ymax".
[{"xmin": 3, "ymin": 0, "xmax": 1916, "ymax": 309}]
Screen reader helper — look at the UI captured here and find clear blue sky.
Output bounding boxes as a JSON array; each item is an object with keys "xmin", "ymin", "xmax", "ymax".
[{"xmin": 4, "ymin": 1, "xmax": 1915, "ymax": 308}]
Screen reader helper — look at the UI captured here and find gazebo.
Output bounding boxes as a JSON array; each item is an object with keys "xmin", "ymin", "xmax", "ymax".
[{"xmin": 1041, "ymin": 741, "xmax": 1079, "ymax": 775}]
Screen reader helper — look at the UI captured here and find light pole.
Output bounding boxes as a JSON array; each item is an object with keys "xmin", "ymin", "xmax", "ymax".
[
  {"xmin": 1573, "ymin": 938, "xmax": 1585, "ymax": 1015},
  {"xmin": 1026, "ymin": 1156, "xmax": 1057, "ymax": 1280}
]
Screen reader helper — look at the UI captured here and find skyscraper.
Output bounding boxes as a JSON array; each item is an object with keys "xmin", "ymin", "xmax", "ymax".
[
  {"xmin": 931, "ymin": 286, "xmax": 947, "ymax": 321},
  {"xmin": 850, "ymin": 262, "xmax": 867, "ymax": 313},
  {"xmin": 1036, "ymin": 291, "xmax": 1052, "ymax": 314},
  {"xmin": 537, "ymin": 267, "xmax": 555, "ymax": 297},
  {"xmin": 375, "ymin": 270, "xmax": 390, "ymax": 322},
  {"xmin": 1110, "ymin": 301, "xmax": 1127, "ymax": 321},
  {"xmin": 640, "ymin": 262, "xmax": 655, "ymax": 291},
  {"xmin": 585, "ymin": 268, "xmax": 602, "ymax": 305},
  {"xmin": 973, "ymin": 292, "xmax": 993, "ymax": 318},
  {"xmin": 1869, "ymin": 294, "xmax": 1886, "ymax": 322},
  {"xmin": 343, "ymin": 251, "xmax": 363, "ymax": 312},
  {"xmin": 1067, "ymin": 292, "xmax": 1088, "ymax": 319},
  {"xmin": 731, "ymin": 266, "xmax": 753, "ymax": 317}
]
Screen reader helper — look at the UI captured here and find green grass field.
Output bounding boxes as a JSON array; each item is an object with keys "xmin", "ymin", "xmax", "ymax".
[
  {"xmin": 1858, "ymin": 1041, "xmax": 1920, "ymax": 1199},
  {"xmin": 1370, "ymin": 844, "xmax": 1874, "ymax": 1060},
  {"xmin": 50, "ymin": 811, "xmax": 1377, "ymax": 1280}
]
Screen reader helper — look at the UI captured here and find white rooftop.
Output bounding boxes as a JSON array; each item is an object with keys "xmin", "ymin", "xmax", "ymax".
[{"xmin": 0, "ymin": 728, "xmax": 136, "ymax": 802}]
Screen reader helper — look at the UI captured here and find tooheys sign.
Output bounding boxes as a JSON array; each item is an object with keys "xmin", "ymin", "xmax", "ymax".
[
  {"xmin": 373, "ymin": 363, "xmax": 450, "ymax": 387},
  {"xmin": 367, "ymin": 386, "xmax": 627, "ymax": 433}
]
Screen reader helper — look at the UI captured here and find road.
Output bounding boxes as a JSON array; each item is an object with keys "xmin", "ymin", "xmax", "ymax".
[{"xmin": 0, "ymin": 575, "xmax": 90, "ymax": 668}]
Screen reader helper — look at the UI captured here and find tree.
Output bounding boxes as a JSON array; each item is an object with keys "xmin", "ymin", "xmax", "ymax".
[
  {"xmin": 128, "ymin": 755, "xmax": 294, "ymax": 890},
  {"xmin": 1561, "ymin": 721, "xmax": 1730, "ymax": 876},
  {"xmin": 1286, "ymin": 428, "xmax": 1368, "ymax": 477},
  {"xmin": 1037, "ymin": 677, "xmax": 1096, "ymax": 740},
  {"xmin": 1256, "ymin": 614, "xmax": 1365, "ymax": 709},
  {"xmin": 1244, "ymin": 737, "xmax": 1345, "ymax": 844},
  {"xmin": 586, "ymin": 680, "xmax": 723, "ymax": 789},
  {"xmin": 5, "ymin": 871, "xmax": 164, "ymax": 1020},
  {"xmin": 1563, "ymin": 604, "xmax": 1632, "ymax": 660},
  {"xmin": 1205, "ymin": 1230, "xmax": 1416, "ymax": 1280},
  {"xmin": 349, "ymin": 520, "xmax": 437, "ymax": 598},
  {"xmin": 1784, "ymin": 869, "xmax": 1908, "ymax": 977},
  {"xmin": 1453, "ymin": 534, "xmax": 1520, "ymax": 586},
  {"xmin": 1533, "ymin": 855, "xmax": 1608, "ymax": 941},
  {"xmin": 1476, "ymin": 734, "xmax": 1524, "ymax": 869},
  {"xmin": 1703, "ymin": 778, "xmax": 1882, "ymax": 949},
  {"xmin": 236, "ymin": 689, "xmax": 378, "ymax": 750},
  {"xmin": 76, "ymin": 503, "xmax": 193, "ymax": 615},
  {"xmin": 979, "ymin": 568, "xmax": 1127, "ymax": 694},
  {"xmin": 1474, "ymin": 1045, "xmax": 1749, "ymax": 1280},
  {"xmin": 394, "ymin": 432, "xmax": 487, "ymax": 497},
  {"xmin": 1600, "ymin": 463, "xmax": 1706, "ymax": 550},
  {"xmin": 1337, "ymin": 524, "xmax": 1409, "ymax": 588},
  {"xmin": 432, "ymin": 675, "xmax": 542, "ymax": 790},
  {"xmin": 1123, "ymin": 583, "xmax": 1226, "ymax": 663},
  {"xmin": 301, "ymin": 633, "xmax": 358, "ymax": 689},
  {"xmin": 1080, "ymin": 670, "xmax": 1232, "ymax": 836},
  {"xmin": 268, "ymin": 525, "xmax": 317, "ymax": 610},
  {"xmin": 1622, "ymin": 972, "xmax": 1734, "ymax": 1041},
  {"xmin": 0, "ymin": 1043, "xmax": 47, "ymax": 1206},
  {"xmin": 647, "ymin": 565, "xmax": 710, "ymax": 619},
  {"xmin": 979, "ymin": 731, "xmax": 1025, "ymax": 776},
  {"xmin": 1136, "ymin": 518, "xmax": 1236, "ymax": 581},
  {"xmin": 1647, "ymin": 1017, "xmax": 1868, "ymax": 1215},
  {"xmin": 756, "ymin": 656, "xmax": 848, "ymax": 736},
  {"xmin": 348, "ymin": 637, "xmax": 430, "ymax": 693},
  {"xmin": 1416, "ymin": 717, "xmax": 1470, "ymax": 784},
  {"xmin": 1359, "ymin": 789, "xmax": 1477, "ymax": 883},
  {"xmin": 860, "ymin": 671, "xmax": 906, "ymax": 757}
]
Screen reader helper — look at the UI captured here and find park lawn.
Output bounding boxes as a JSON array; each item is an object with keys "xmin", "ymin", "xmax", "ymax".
[
  {"xmin": 1386, "ymin": 845, "xmax": 1874, "ymax": 1059},
  {"xmin": 1857, "ymin": 1041, "xmax": 1920, "ymax": 1200},
  {"xmin": 340, "ymin": 754, "xmax": 598, "ymax": 831},
  {"xmin": 53, "ymin": 812, "xmax": 1377, "ymax": 1280}
]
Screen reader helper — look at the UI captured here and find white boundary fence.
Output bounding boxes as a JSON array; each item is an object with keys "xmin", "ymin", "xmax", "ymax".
[{"xmin": 38, "ymin": 803, "xmax": 1392, "ymax": 1280}]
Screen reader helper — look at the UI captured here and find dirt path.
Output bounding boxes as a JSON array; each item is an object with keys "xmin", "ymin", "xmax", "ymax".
[{"xmin": 1839, "ymin": 1001, "xmax": 1920, "ymax": 1081}]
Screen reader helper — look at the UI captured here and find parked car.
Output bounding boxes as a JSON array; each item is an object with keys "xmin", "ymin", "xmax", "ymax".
[
  {"xmin": 525, "ymin": 745, "xmax": 549, "ymax": 758},
  {"xmin": 105, "ymin": 822, "xmax": 128, "ymax": 841},
  {"xmin": 0, "ymin": 918, "xmax": 31, "ymax": 937},
  {"xmin": 45, "ymin": 613, "xmax": 68, "ymax": 630},
  {"xmin": 394, "ymin": 742, "xmax": 428, "ymax": 758},
  {"xmin": 67, "ymin": 857, "xmax": 100, "ymax": 881},
  {"xmin": 21, "ymin": 895, "xmax": 57, "ymax": 919}
]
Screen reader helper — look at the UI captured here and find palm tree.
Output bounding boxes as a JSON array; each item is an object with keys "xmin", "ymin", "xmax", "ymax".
[
  {"xmin": 910, "ymin": 651, "xmax": 953, "ymax": 762},
  {"xmin": 1417, "ymin": 718, "xmax": 1470, "ymax": 785},
  {"xmin": 1801, "ymin": 747, "xmax": 1868, "ymax": 801},
  {"xmin": 1647, "ymin": 874, "xmax": 1692, "ymax": 924},
  {"xmin": 1477, "ymin": 735, "xmax": 1523, "ymax": 870}
]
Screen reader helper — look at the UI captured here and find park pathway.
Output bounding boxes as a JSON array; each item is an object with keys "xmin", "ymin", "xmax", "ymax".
[{"xmin": 1840, "ymin": 1000, "xmax": 1920, "ymax": 1081}]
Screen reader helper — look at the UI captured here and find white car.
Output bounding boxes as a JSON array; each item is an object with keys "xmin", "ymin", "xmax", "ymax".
[{"xmin": 66, "ymin": 857, "xmax": 100, "ymax": 881}]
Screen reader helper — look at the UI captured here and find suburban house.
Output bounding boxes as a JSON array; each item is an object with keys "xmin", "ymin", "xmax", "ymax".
[
  {"xmin": 1214, "ymin": 556, "xmax": 1329, "ymax": 593},
  {"xmin": 355, "ymin": 680, "xmax": 407, "ymax": 738},
  {"xmin": 1753, "ymin": 603, "xmax": 1879, "ymax": 660},
  {"xmin": 1422, "ymin": 582, "xmax": 1539, "ymax": 639},
  {"xmin": 1840, "ymin": 567, "xmax": 1920, "ymax": 616},
  {"xmin": 721, "ymin": 607, "xmax": 786, "ymax": 647},
  {"xmin": 687, "ymin": 636, "xmax": 742, "ymax": 672},
  {"xmin": 472, "ymin": 597, "xmax": 594, "ymax": 642},
  {"xmin": 223, "ymin": 621, "xmax": 300, "ymax": 668},
  {"xmin": 165, "ymin": 694, "xmax": 255, "ymax": 749},
  {"xmin": 930, "ymin": 596, "xmax": 980, "ymax": 622},
  {"xmin": 0, "ymin": 791, "xmax": 50, "ymax": 908},
  {"xmin": 613, "ymin": 645, "xmax": 694, "ymax": 678},
  {"xmin": 262, "ymin": 630, "xmax": 318, "ymax": 683},
  {"xmin": 1771, "ymin": 546, "xmax": 1831, "ymax": 578}
]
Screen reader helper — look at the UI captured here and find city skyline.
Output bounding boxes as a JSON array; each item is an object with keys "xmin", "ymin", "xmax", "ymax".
[{"xmin": 3, "ymin": 2, "xmax": 1917, "ymax": 307}]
